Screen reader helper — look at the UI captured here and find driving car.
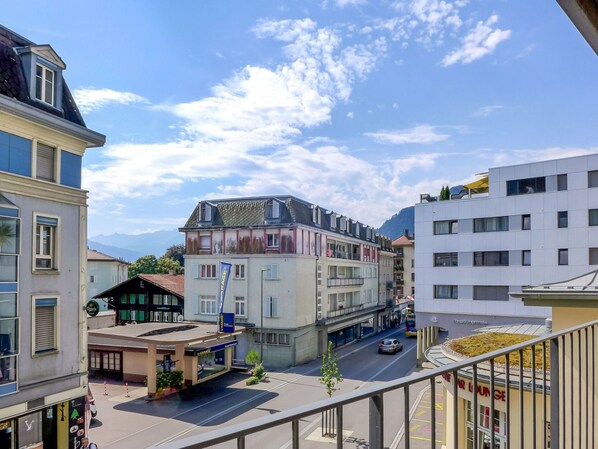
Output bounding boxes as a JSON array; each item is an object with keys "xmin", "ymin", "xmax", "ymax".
[{"xmin": 378, "ymin": 338, "xmax": 403, "ymax": 354}]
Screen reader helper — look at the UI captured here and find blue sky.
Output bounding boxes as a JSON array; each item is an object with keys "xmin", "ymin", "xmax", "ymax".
[{"xmin": 4, "ymin": 1, "xmax": 597, "ymax": 237}]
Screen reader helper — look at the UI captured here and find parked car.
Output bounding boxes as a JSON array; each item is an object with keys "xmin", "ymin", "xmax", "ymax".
[{"xmin": 378, "ymin": 338, "xmax": 403, "ymax": 354}]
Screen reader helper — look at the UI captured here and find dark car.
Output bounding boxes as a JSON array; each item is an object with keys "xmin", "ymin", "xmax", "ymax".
[{"xmin": 378, "ymin": 338, "xmax": 403, "ymax": 354}]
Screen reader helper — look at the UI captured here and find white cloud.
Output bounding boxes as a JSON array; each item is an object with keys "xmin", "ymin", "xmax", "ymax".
[
  {"xmin": 365, "ymin": 124, "xmax": 451, "ymax": 144},
  {"xmin": 442, "ymin": 15, "xmax": 511, "ymax": 66},
  {"xmin": 347, "ymin": 111, "xmax": 354, "ymax": 119},
  {"xmin": 474, "ymin": 105, "xmax": 504, "ymax": 117},
  {"xmin": 335, "ymin": 0, "xmax": 367, "ymax": 7},
  {"xmin": 73, "ymin": 88, "xmax": 149, "ymax": 113}
]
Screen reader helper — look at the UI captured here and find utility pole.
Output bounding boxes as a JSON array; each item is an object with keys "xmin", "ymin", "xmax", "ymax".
[{"xmin": 260, "ymin": 268, "xmax": 268, "ymax": 363}]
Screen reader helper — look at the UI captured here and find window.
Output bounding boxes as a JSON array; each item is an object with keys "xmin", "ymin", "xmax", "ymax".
[
  {"xmin": 34, "ymin": 215, "xmax": 58, "ymax": 270},
  {"xmin": 33, "ymin": 297, "xmax": 57, "ymax": 354},
  {"xmin": 266, "ymin": 333, "xmax": 277, "ymax": 344},
  {"xmin": 264, "ymin": 264, "xmax": 279, "ymax": 280},
  {"xmin": 473, "ymin": 286, "xmax": 509, "ymax": 301},
  {"xmin": 558, "ymin": 249, "xmax": 568, "ymax": 266},
  {"xmin": 330, "ymin": 213, "xmax": 336, "ymax": 229},
  {"xmin": 588, "ymin": 170, "xmax": 598, "ymax": 188},
  {"xmin": 235, "ymin": 296, "xmax": 246, "ymax": 316},
  {"xmin": 522, "ymin": 250, "xmax": 531, "ymax": 266},
  {"xmin": 312, "ymin": 206, "xmax": 321, "ymax": 225},
  {"xmin": 434, "ymin": 252, "xmax": 458, "ymax": 267},
  {"xmin": 36, "ymin": 143, "xmax": 56, "ymax": 182},
  {"xmin": 474, "ymin": 251, "xmax": 509, "ymax": 266},
  {"xmin": 506, "ymin": 176, "xmax": 546, "ymax": 195},
  {"xmin": 522, "ymin": 214, "xmax": 531, "ymax": 230},
  {"xmin": 557, "ymin": 174, "xmax": 567, "ymax": 191},
  {"xmin": 473, "ymin": 216, "xmax": 508, "ymax": 232},
  {"xmin": 199, "ymin": 295, "xmax": 217, "ymax": 314},
  {"xmin": 266, "ymin": 232, "xmax": 279, "ymax": 248},
  {"xmin": 434, "ymin": 285, "xmax": 458, "ymax": 299},
  {"xmin": 89, "ymin": 275, "xmax": 95, "ymax": 283},
  {"xmin": 411, "ymin": 272, "xmax": 415, "ymax": 282},
  {"xmin": 589, "ymin": 209, "xmax": 598, "ymax": 226},
  {"xmin": 265, "ymin": 200, "xmax": 280, "ymax": 219},
  {"xmin": 200, "ymin": 264, "xmax": 217, "ymax": 278},
  {"xmin": 590, "ymin": 248, "xmax": 598, "ymax": 265},
  {"xmin": 35, "ymin": 64, "xmax": 55, "ymax": 105},
  {"xmin": 558, "ymin": 211, "xmax": 568, "ymax": 228},
  {"xmin": 263, "ymin": 296, "xmax": 279, "ymax": 317},
  {"xmin": 200, "ymin": 203, "xmax": 212, "ymax": 222},
  {"xmin": 433, "ymin": 220, "xmax": 458, "ymax": 235},
  {"xmin": 0, "ymin": 130, "xmax": 32, "ymax": 177},
  {"xmin": 279, "ymin": 334, "xmax": 290, "ymax": 345},
  {"xmin": 234, "ymin": 264, "xmax": 245, "ymax": 279},
  {"xmin": 199, "ymin": 235, "xmax": 210, "ymax": 250}
]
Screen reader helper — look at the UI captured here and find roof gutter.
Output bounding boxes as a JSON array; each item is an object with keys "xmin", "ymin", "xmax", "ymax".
[{"xmin": 0, "ymin": 95, "xmax": 105, "ymax": 147}]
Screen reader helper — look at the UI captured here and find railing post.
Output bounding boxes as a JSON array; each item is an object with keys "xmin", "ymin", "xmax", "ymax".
[
  {"xmin": 550, "ymin": 335, "xmax": 560, "ymax": 449},
  {"xmin": 369, "ymin": 393, "xmax": 384, "ymax": 449}
]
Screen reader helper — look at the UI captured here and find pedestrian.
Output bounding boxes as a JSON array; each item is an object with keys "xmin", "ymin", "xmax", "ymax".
[{"xmin": 82, "ymin": 437, "xmax": 98, "ymax": 449}]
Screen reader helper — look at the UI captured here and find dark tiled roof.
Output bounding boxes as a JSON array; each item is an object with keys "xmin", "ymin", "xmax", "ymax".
[
  {"xmin": 0, "ymin": 26, "xmax": 86, "ymax": 127},
  {"xmin": 181, "ymin": 195, "xmax": 387, "ymax": 244}
]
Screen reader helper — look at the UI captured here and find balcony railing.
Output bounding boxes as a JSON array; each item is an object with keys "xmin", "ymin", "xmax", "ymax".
[
  {"xmin": 327, "ymin": 277, "xmax": 365, "ymax": 287},
  {"xmin": 153, "ymin": 320, "xmax": 597, "ymax": 449}
]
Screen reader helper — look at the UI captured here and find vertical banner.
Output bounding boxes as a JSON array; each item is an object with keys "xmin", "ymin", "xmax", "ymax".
[{"xmin": 218, "ymin": 262, "xmax": 232, "ymax": 315}]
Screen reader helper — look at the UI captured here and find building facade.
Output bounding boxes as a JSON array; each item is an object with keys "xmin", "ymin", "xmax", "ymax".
[
  {"xmin": 377, "ymin": 235, "xmax": 396, "ymax": 329},
  {"xmin": 180, "ymin": 196, "xmax": 385, "ymax": 367},
  {"xmin": 415, "ymin": 154, "xmax": 598, "ymax": 337},
  {"xmin": 392, "ymin": 231, "xmax": 415, "ymax": 300},
  {"xmin": 0, "ymin": 25, "xmax": 105, "ymax": 449},
  {"xmin": 87, "ymin": 248, "xmax": 128, "ymax": 311}
]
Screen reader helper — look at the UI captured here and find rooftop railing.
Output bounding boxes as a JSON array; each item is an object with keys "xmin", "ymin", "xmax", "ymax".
[{"xmin": 152, "ymin": 320, "xmax": 597, "ymax": 449}]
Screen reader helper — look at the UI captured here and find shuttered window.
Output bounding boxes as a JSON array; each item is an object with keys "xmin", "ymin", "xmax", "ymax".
[
  {"xmin": 36, "ymin": 143, "xmax": 55, "ymax": 182},
  {"xmin": 34, "ymin": 215, "xmax": 58, "ymax": 270},
  {"xmin": 34, "ymin": 298, "xmax": 57, "ymax": 353}
]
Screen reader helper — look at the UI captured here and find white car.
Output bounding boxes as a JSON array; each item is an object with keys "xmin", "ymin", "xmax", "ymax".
[{"xmin": 378, "ymin": 338, "xmax": 403, "ymax": 354}]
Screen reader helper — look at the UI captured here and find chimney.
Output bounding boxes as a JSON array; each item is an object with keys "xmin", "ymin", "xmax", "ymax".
[{"xmin": 404, "ymin": 228, "xmax": 409, "ymax": 237}]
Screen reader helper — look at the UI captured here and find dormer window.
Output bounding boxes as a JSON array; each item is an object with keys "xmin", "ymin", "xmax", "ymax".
[
  {"xmin": 339, "ymin": 216, "xmax": 346, "ymax": 231},
  {"xmin": 355, "ymin": 222, "xmax": 360, "ymax": 236},
  {"xmin": 35, "ymin": 63, "xmax": 55, "ymax": 105},
  {"xmin": 330, "ymin": 212, "xmax": 336, "ymax": 229},
  {"xmin": 266, "ymin": 200, "xmax": 280, "ymax": 219},
  {"xmin": 312, "ymin": 206, "xmax": 321, "ymax": 226},
  {"xmin": 16, "ymin": 45, "xmax": 65, "ymax": 110},
  {"xmin": 200, "ymin": 203, "xmax": 212, "ymax": 222}
]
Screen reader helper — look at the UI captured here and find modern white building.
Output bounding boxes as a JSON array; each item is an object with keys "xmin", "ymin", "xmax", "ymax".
[
  {"xmin": 0, "ymin": 25, "xmax": 105, "ymax": 448},
  {"xmin": 180, "ymin": 196, "xmax": 388, "ymax": 367},
  {"xmin": 415, "ymin": 153, "xmax": 598, "ymax": 337}
]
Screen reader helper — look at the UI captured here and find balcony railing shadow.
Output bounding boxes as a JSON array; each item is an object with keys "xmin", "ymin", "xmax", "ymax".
[{"xmin": 152, "ymin": 320, "xmax": 597, "ymax": 449}]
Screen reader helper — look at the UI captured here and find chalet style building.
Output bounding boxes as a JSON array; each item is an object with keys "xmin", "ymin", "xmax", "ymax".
[{"xmin": 180, "ymin": 196, "xmax": 390, "ymax": 367}]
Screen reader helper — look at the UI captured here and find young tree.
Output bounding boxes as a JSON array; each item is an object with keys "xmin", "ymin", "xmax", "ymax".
[{"xmin": 319, "ymin": 341, "xmax": 343, "ymax": 437}]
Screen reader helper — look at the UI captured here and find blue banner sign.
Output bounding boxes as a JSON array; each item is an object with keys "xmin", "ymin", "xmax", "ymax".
[
  {"xmin": 218, "ymin": 262, "xmax": 232, "ymax": 315},
  {"xmin": 219, "ymin": 312, "xmax": 235, "ymax": 333}
]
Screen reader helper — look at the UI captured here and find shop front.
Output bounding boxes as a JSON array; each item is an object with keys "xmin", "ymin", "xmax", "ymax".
[
  {"xmin": 187, "ymin": 340, "xmax": 237, "ymax": 383},
  {"xmin": 0, "ymin": 396, "xmax": 87, "ymax": 449}
]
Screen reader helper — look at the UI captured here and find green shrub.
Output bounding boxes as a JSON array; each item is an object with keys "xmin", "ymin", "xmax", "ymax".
[
  {"xmin": 156, "ymin": 370, "xmax": 184, "ymax": 391},
  {"xmin": 245, "ymin": 350, "xmax": 260, "ymax": 365},
  {"xmin": 246, "ymin": 376, "xmax": 260, "ymax": 386}
]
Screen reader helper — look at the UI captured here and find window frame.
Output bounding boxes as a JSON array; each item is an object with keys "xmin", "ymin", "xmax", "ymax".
[
  {"xmin": 557, "ymin": 174, "xmax": 568, "ymax": 191},
  {"xmin": 558, "ymin": 248, "xmax": 569, "ymax": 266},
  {"xmin": 434, "ymin": 252, "xmax": 458, "ymax": 267},
  {"xmin": 590, "ymin": 248, "xmax": 598, "ymax": 265},
  {"xmin": 234, "ymin": 264, "xmax": 245, "ymax": 279},
  {"xmin": 434, "ymin": 285, "xmax": 458, "ymax": 299},
  {"xmin": 234, "ymin": 296, "xmax": 246, "ymax": 317},
  {"xmin": 473, "ymin": 216, "xmax": 509, "ymax": 233},
  {"xmin": 266, "ymin": 232, "xmax": 279, "ymax": 248},
  {"xmin": 264, "ymin": 264, "xmax": 279, "ymax": 280},
  {"xmin": 433, "ymin": 220, "xmax": 458, "ymax": 235},
  {"xmin": 521, "ymin": 214, "xmax": 531, "ymax": 230},
  {"xmin": 588, "ymin": 170, "xmax": 598, "ymax": 188},
  {"xmin": 589, "ymin": 209, "xmax": 598, "ymax": 226},
  {"xmin": 199, "ymin": 295, "xmax": 217, "ymax": 315},
  {"xmin": 33, "ymin": 213, "xmax": 60, "ymax": 272},
  {"xmin": 200, "ymin": 264, "xmax": 217, "ymax": 278},
  {"xmin": 32, "ymin": 296, "xmax": 59, "ymax": 355},
  {"xmin": 263, "ymin": 296, "xmax": 279, "ymax": 318},
  {"xmin": 522, "ymin": 250, "xmax": 531, "ymax": 266},
  {"xmin": 473, "ymin": 251, "xmax": 509, "ymax": 267},
  {"xmin": 506, "ymin": 176, "xmax": 546, "ymax": 196},
  {"xmin": 35, "ymin": 63, "xmax": 55, "ymax": 106},
  {"xmin": 35, "ymin": 142, "xmax": 57, "ymax": 182},
  {"xmin": 557, "ymin": 211, "xmax": 568, "ymax": 228}
]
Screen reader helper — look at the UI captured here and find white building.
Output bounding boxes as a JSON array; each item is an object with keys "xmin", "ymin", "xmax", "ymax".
[
  {"xmin": 87, "ymin": 248, "xmax": 129, "ymax": 311},
  {"xmin": 415, "ymin": 153, "xmax": 598, "ymax": 337},
  {"xmin": 0, "ymin": 25, "xmax": 105, "ymax": 448},
  {"xmin": 180, "ymin": 196, "xmax": 388, "ymax": 367}
]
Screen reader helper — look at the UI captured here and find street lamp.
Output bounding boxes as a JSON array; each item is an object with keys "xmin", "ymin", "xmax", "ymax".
[{"xmin": 260, "ymin": 268, "xmax": 268, "ymax": 364}]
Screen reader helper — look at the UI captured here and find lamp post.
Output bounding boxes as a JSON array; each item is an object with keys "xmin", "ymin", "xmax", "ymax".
[{"xmin": 260, "ymin": 268, "xmax": 267, "ymax": 364}]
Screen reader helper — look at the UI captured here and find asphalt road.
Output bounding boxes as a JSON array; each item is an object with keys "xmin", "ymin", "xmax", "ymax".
[{"xmin": 90, "ymin": 327, "xmax": 427, "ymax": 449}]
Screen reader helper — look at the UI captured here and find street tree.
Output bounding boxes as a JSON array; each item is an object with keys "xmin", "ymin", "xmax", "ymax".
[
  {"xmin": 319, "ymin": 341, "xmax": 343, "ymax": 436},
  {"xmin": 164, "ymin": 244, "xmax": 185, "ymax": 267},
  {"xmin": 156, "ymin": 256, "xmax": 183, "ymax": 274},
  {"xmin": 128, "ymin": 255, "xmax": 158, "ymax": 278}
]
